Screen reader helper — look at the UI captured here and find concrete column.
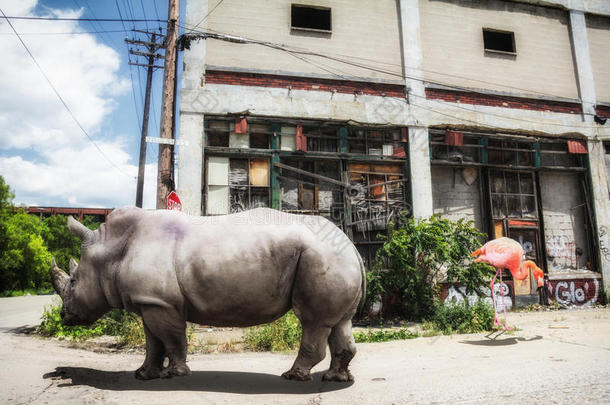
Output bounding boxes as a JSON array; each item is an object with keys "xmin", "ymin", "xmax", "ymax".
[
  {"xmin": 177, "ymin": 0, "xmax": 207, "ymax": 215},
  {"xmin": 588, "ymin": 140, "xmax": 610, "ymax": 299},
  {"xmin": 569, "ymin": 9, "xmax": 610, "ymax": 298},
  {"xmin": 399, "ymin": 0, "xmax": 433, "ymax": 217},
  {"xmin": 408, "ymin": 127, "xmax": 433, "ymax": 218},
  {"xmin": 569, "ymin": 10, "xmax": 597, "ymax": 117}
]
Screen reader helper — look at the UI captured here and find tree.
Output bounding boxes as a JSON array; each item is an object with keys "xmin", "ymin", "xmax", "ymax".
[
  {"xmin": 0, "ymin": 210, "xmax": 51, "ymax": 291},
  {"xmin": 41, "ymin": 215, "xmax": 100, "ymax": 272}
]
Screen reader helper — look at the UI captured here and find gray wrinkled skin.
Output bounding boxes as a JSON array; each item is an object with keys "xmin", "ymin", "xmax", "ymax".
[{"xmin": 50, "ymin": 207, "xmax": 365, "ymax": 382}]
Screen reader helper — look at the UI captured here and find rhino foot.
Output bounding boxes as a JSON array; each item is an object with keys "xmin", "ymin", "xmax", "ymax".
[
  {"xmin": 135, "ymin": 365, "xmax": 161, "ymax": 380},
  {"xmin": 322, "ymin": 369, "xmax": 354, "ymax": 382},
  {"xmin": 281, "ymin": 368, "xmax": 312, "ymax": 381},
  {"xmin": 160, "ymin": 364, "xmax": 191, "ymax": 379}
]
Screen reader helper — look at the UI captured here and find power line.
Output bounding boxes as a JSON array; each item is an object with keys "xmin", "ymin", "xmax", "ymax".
[
  {"xmin": 1, "ymin": 15, "xmax": 165, "ymax": 23},
  {"xmin": 0, "ymin": 29, "xmax": 128, "ymax": 35},
  {"xmin": 0, "ymin": 8, "xmax": 133, "ymax": 179},
  {"xmin": 187, "ymin": 0, "xmax": 225, "ymax": 33},
  {"xmin": 180, "ymin": 28, "xmax": 596, "ymax": 130},
  {"xmin": 185, "ymin": 24, "xmax": 585, "ymax": 106}
]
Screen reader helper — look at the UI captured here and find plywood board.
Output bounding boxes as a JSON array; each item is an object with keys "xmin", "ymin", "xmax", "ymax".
[
  {"xmin": 281, "ymin": 126, "xmax": 296, "ymax": 151},
  {"xmin": 207, "ymin": 156, "xmax": 229, "ymax": 185},
  {"xmin": 207, "ymin": 185, "xmax": 229, "ymax": 215},
  {"xmin": 250, "ymin": 159, "xmax": 269, "ymax": 187}
]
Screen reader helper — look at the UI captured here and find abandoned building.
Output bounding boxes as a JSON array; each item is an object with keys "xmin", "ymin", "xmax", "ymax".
[{"xmin": 176, "ymin": 0, "xmax": 610, "ymax": 308}]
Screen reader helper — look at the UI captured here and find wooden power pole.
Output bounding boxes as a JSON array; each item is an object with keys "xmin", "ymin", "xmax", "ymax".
[
  {"xmin": 156, "ymin": 0, "xmax": 180, "ymax": 209},
  {"xmin": 127, "ymin": 31, "xmax": 165, "ymax": 208}
]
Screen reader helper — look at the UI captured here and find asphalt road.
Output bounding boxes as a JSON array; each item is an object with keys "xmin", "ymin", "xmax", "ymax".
[{"xmin": 1, "ymin": 295, "xmax": 609, "ymax": 404}]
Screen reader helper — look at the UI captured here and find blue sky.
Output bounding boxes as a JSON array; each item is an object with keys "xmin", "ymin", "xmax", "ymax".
[{"xmin": 0, "ymin": 0, "xmax": 184, "ymax": 209}]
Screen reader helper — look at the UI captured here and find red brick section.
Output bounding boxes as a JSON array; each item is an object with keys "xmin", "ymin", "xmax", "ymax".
[
  {"xmin": 205, "ymin": 70, "xmax": 406, "ymax": 97},
  {"xmin": 426, "ymin": 88, "xmax": 583, "ymax": 114},
  {"xmin": 596, "ymin": 104, "xmax": 610, "ymax": 117}
]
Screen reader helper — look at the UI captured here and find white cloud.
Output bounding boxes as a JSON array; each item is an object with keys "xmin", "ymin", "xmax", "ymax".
[{"xmin": 0, "ymin": 1, "xmax": 156, "ymax": 209}]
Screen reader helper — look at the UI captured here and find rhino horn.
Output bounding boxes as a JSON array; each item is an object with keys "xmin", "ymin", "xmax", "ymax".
[
  {"xmin": 69, "ymin": 258, "xmax": 78, "ymax": 273},
  {"xmin": 67, "ymin": 216, "xmax": 93, "ymax": 242},
  {"xmin": 50, "ymin": 258, "xmax": 69, "ymax": 298}
]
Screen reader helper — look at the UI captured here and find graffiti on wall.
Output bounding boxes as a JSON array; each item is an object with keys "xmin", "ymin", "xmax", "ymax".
[
  {"xmin": 546, "ymin": 235, "xmax": 578, "ymax": 271},
  {"xmin": 443, "ymin": 283, "xmax": 513, "ymax": 311},
  {"xmin": 599, "ymin": 226, "xmax": 610, "ymax": 263},
  {"xmin": 547, "ymin": 278, "xmax": 600, "ymax": 306}
]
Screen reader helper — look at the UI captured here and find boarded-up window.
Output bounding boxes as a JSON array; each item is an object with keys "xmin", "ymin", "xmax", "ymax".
[
  {"xmin": 206, "ymin": 156, "xmax": 269, "ymax": 214},
  {"xmin": 539, "ymin": 172, "xmax": 591, "ymax": 273}
]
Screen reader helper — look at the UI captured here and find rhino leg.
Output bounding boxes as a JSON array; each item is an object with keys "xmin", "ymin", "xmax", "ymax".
[
  {"xmin": 135, "ymin": 322, "xmax": 164, "ymax": 380},
  {"xmin": 140, "ymin": 306, "xmax": 191, "ymax": 379},
  {"xmin": 282, "ymin": 324, "xmax": 331, "ymax": 381},
  {"xmin": 323, "ymin": 319, "xmax": 357, "ymax": 382}
]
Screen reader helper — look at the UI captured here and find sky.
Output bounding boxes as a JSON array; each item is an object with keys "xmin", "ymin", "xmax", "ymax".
[{"xmin": 0, "ymin": 0, "xmax": 178, "ymax": 209}]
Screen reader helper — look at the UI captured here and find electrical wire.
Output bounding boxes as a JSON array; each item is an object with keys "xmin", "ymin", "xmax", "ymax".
[
  {"xmin": 1, "ymin": 15, "xmax": 165, "ymax": 23},
  {"xmin": 187, "ymin": 0, "xmax": 225, "ymax": 33},
  {"xmin": 0, "ymin": 29, "xmax": 128, "ymax": 35},
  {"xmin": 181, "ymin": 27, "xmax": 596, "ymax": 129},
  {"xmin": 0, "ymin": 8, "xmax": 134, "ymax": 179},
  {"xmin": 184, "ymin": 23, "xmax": 587, "ymax": 107}
]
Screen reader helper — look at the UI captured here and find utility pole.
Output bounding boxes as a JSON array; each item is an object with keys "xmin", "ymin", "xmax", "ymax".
[
  {"xmin": 156, "ymin": 0, "xmax": 180, "ymax": 209},
  {"xmin": 126, "ymin": 30, "xmax": 165, "ymax": 208}
]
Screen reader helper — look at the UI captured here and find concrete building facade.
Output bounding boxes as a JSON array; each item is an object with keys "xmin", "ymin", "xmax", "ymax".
[{"xmin": 178, "ymin": 0, "xmax": 610, "ymax": 306}]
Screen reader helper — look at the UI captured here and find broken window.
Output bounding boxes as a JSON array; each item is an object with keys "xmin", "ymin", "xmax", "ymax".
[
  {"xmin": 249, "ymin": 124, "xmax": 270, "ymax": 149},
  {"xmin": 348, "ymin": 163, "xmax": 407, "ymax": 232},
  {"xmin": 488, "ymin": 139, "xmax": 534, "ymax": 167},
  {"xmin": 279, "ymin": 159, "xmax": 342, "ymax": 218},
  {"xmin": 539, "ymin": 140, "xmax": 586, "ymax": 169},
  {"xmin": 430, "ymin": 131, "xmax": 481, "ymax": 163},
  {"xmin": 206, "ymin": 120, "xmax": 230, "ymax": 147},
  {"xmin": 229, "ymin": 158, "xmax": 269, "ymax": 213},
  {"xmin": 291, "ymin": 4, "xmax": 331, "ymax": 32},
  {"xmin": 483, "ymin": 28, "xmax": 516, "ymax": 54},
  {"xmin": 303, "ymin": 125, "xmax": 338, "ymax": 152},
  {"xmin": 489, "ymin": 170, "xmax": 537, "ymax": 219},
  {"xmin": 348, "ymin": 128, "xmax": 406, "ymax": 157}
]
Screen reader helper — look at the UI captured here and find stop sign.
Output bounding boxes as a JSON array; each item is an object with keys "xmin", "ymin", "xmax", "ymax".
[{"xmin": 167, "ymin": 191, "xmax": 182, "ymax": 211}]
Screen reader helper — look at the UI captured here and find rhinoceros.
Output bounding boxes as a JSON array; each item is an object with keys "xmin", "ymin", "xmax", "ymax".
[{"xmin": 50, "ymin": 207, "xmax": 365, "ymax": 382}]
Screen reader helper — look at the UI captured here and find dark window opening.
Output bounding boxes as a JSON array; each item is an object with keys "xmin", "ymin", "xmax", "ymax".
[
  {"xmin": 291, "ymin": 4, "xmax": 331, "ymax": 32},
  {"xmin": 483, "ymin": 28, "xmax": 516, "ymax": 54}
]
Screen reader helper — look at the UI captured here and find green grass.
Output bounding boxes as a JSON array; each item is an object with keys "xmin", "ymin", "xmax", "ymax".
[
  {"xmin": 1, "ymin": 288, "xmax": 54, "ymax": 297},
  {"xmin": 353, "ymin": 328, "xmax": 418, "ymax": 343},
  {"xmin": 37, "ymin": 302, "xmax": 145, "ymax": 345},
  {"xmin": 243, "ymin": 311, "xmax": 302, "ymax": 352}
]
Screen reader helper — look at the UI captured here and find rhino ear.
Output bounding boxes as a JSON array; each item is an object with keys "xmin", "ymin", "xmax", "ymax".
[
  {"xmin": 69, "ymin": 258, "xmax": 78, "ymax": 273},
  {"xmin": 67, "ymin": 216, "xmax": 93, "ymax": 243}
]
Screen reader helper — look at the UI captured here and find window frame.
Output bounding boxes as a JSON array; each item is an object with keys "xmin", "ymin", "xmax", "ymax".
[
  {"xmin": 290, "ymin": 4, "xmax": 332, "ymax": 34},
  {"xmin": 482, "ymin": 27, "xmax": 517, "ymax": 56}
]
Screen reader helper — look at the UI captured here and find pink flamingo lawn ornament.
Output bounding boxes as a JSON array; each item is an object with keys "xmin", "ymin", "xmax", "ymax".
[{"xmin": 472, "ymin": 237, "xmax": 544, "ymax": 329}]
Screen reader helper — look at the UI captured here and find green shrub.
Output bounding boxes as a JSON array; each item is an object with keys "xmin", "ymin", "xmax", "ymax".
[
  {"xmin": 37, "ymin": 302, "xmax": 106, "ymax": 341},
  {"xmin": 428, "ymin": 300, "xmax": 494, "ymax": 334},
  {"xmin": 244, "ymin": 311, "xmax": 302, "ymax": 352},
  {"xmin": 354, "ymin": 328, "xmax": 418, "ymax": 343},
  {"xmin": 37, "ymin": 302, "xmax": 145, "ymax": 344},
  {"xmin": 368, "ymin": 215, "xmax": 495, "ymax": 321}
]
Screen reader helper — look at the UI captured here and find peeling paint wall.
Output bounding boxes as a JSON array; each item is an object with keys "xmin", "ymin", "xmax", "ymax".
[
  {"xmin": 419, "ymin": 0, "xmax": 579, "ymax": 99},
  {"xmin": 431, "ymin": 166, "xmax": 483, "ymax": 230}
]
